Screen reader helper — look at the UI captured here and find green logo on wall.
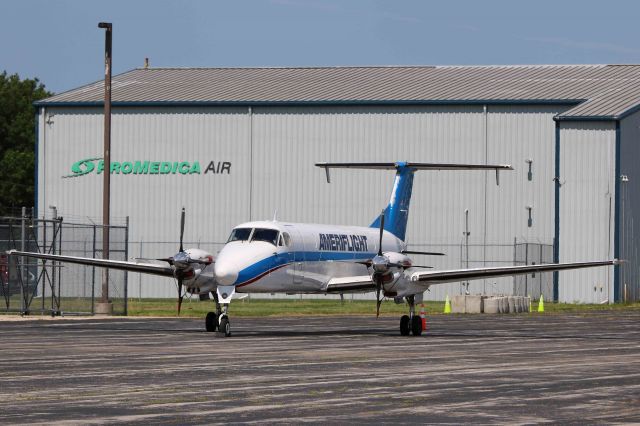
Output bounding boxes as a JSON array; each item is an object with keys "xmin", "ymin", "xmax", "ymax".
[{"xmin": 63, "ymin": 158, "xmax": 231, "ymax": 178}]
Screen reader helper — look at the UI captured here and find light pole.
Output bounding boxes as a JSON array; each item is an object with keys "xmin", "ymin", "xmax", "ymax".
[{"xmin": 97, "ymin": 22, "xmax": 113, "ymax": 315}]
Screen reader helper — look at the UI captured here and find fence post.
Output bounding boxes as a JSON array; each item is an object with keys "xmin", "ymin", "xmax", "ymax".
[
  {"xmin": 124, "ymin": 216, "xmax": 129, "ymax": 316},
  {"xmin": 57, "ymin": 217, "xmax": 62, "ymax": 315},
  {"xmin": 20, "ymin": 207, "xmax": 26, "ymax": 314},
  {"xmin": 42, "ymin": 218, "xmax": 46, "ymax": 313}
]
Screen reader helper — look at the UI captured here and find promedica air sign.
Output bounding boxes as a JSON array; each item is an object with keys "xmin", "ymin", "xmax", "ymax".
[{"xmin": 63, "ymin": 158, "xmax": 231, "ymax": 178}]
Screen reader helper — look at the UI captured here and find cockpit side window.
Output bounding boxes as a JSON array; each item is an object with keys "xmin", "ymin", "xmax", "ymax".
[
  {"xmin": 282, "ymin": 232, "xmax": 292, "ymax": 247},
  {"xmin": 227, "ymin": 228, "xmax": 252, "ymax": 242},
  {"xmin": 278, "ymin": 234, "xmax": 285, "ymax": 246},
  {"xmin": 251, "ymin": 228, "xmax": 279, "ymax": 246}
]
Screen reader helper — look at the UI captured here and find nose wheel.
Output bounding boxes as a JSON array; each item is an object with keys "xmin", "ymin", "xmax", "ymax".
[
  {"xmin": 219, "ymin": 316, "xmax": 231, "ymax": 337},
  {"xmin": 205, "ymin": 292, "xmax": 232, "ymax": 337}
]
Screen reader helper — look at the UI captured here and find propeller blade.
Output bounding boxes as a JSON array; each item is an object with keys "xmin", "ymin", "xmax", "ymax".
[
  {"xmin": 375, "ymin": 278, "xmax": 382, "ymax": 318},
  {"xmin": 401, "ymin": 250, "xmax": 445, "ymax": 256},
  {"xmin": 179, "ymin": 207, "xmax": 185, "ymax": 252},
  {"xmin": 177, "ymin": 277, "xmax": 184, "ymax": 316},
  {"xmin": 378, "ymin": 210, "xmax": 385, "ymax": 257},
  {"xmin": 410, "ymin": 265, "xmax": 434, "ymax": 269}
]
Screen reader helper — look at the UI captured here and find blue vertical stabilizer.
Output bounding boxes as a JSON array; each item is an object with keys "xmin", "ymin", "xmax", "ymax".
[{"xmin": 370, "ymin": 162, "xmax": 414, "ymax": 241}]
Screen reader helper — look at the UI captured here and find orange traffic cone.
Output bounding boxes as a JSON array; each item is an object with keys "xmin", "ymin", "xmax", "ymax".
[{"xmin": 420, "ymin": 304, "xmax": 427, "ymax": 331}]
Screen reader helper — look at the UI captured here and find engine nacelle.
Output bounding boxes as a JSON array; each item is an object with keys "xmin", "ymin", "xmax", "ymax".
[
  {"xmin": 383, "ymin": 251, "xmax": 412, "ymax": 269},
  {"xmin": 185, "ymin": 248, "xmax": 215, "ymax": 264}
]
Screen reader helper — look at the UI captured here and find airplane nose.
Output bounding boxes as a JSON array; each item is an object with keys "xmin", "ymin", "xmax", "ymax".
[{"xmin": 214, "ymin": 262, "xmax": 238, "ymax": 286}]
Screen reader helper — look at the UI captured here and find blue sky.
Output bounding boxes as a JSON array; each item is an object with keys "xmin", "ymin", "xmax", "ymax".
[{"xmin": 3, "ymin": 0, "xmax": 640, "ymax": 94}]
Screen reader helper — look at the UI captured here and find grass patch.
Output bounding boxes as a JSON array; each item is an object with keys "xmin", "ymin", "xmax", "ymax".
[
  {"xmin": 127, "ymin": 298, "xmax": 443, "ymax": 317},
  {"xmin": 126, "ymin": 298, "xmax": 640, "ymax": 317},
  {"xmin": 2, "ymin": 297, "xmax": 639, "ymax": 317}
]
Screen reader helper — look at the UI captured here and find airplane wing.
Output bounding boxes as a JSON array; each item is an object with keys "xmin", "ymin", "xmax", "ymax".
[
  {"xmin": 410, "ymin": 260, "xmax": 621, "ymax": 285},
  {"xmin": 325, "ymin": 275, "xmax": 376, "ymax": 293},
  {"xmin": 6, "ymin": 250, "xmax": 175, "ymax": 277}
]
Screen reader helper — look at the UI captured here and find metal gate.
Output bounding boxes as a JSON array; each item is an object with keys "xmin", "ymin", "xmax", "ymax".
[{"xmin": 513, "ymin": 242, "xmax": 554, "ymax": 300}]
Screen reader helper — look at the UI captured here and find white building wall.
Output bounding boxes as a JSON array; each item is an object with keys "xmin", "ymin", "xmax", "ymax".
[
  {"xmin": 38, "ymin": 103, "xmax": 572, "ymax": 300},
  {"xmin": 558, "ymin": 121, "xmax": 616, "ymax": 303}
]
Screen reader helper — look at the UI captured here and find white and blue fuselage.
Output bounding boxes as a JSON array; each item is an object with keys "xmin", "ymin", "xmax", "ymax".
[{"xmin": 214, "ymin": 221, "xmax": 405, "ymax": 293}]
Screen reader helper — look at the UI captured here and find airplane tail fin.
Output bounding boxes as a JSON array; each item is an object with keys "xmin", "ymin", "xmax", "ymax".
[{"xmin": 316, "ymin": 161, "xmax": 512, "ymax": 241}]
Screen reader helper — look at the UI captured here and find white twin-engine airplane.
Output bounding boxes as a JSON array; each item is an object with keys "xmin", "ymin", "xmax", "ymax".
[{"xmin": 8, "ymin": 162, "xmax": 620, "ymax": 337}]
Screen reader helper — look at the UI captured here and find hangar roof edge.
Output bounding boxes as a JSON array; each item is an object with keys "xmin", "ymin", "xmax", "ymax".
[{"xmin": 37, "ymin": 64, "xmax": 640, "ymax": 119}]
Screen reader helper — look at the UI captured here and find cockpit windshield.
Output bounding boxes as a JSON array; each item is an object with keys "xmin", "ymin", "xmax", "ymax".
[
  {"xmin": 251, "ymin": 228, "xmax": 279, "ymax": 246},
  {"xmin": 227, "ymin": 228, "xmax": 252, "ymax": 242}
]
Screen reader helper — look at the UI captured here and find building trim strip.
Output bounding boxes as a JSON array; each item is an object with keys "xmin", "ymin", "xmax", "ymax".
[
  {"xmin": 553, "ymin": 121, "xmax": 561, "ymax": 302},
  {"xmin": 34, "ymin": 99, "xmax": 584, "ymax": 108},
  {"xmin": 614, "ymin": 121, "xmax": 621, "ymax": 302}
]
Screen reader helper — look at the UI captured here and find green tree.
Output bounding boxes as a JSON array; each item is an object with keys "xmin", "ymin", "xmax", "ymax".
[{"xmin": 0, "ymin": 71, "xmax": 52, "ymax": 216}]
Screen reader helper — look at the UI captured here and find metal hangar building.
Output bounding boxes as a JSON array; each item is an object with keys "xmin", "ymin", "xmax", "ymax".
[{"xmin": 35, "ymin": 65, "xmax": 640, "ymax": 303}]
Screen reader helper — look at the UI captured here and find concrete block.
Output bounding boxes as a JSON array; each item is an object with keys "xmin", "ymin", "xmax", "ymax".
[
  {"xmin": 95, "ymin": 302, "xmax": 113, "ymax": 315},
  {"xmin": 499, "ymin": 297, "xmax": 508, "ymax": 313},
  {"xmin": 508, "ymin": 297, "xmax": 516, "ymax": 313},
  {"xmin": 450, "ymin": 295, "xmax": 483, "ymax": 313},
  {"xmin": 484, "ymin": 297, "xmax": 500, "ymax": 314},
  {"xmin": 465, "ymin": 295, "xmax": 483, "ymax": 313},
  {"xmin": 524, "ymin": 297, "xmax": 531, "ymax": 312},
  {"xmin": 451, "ymin": 295, "xmax": 466, "ymax": 313}
]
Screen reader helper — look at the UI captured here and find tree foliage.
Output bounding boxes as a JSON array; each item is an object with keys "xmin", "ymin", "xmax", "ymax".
[{"xmin": 0, "ymin": 71, "xmax": 52, "ymax": 215}]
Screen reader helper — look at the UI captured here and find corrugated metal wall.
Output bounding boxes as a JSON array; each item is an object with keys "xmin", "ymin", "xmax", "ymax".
[
  {"xmin": 39, "ymin": 103, "xmax": 574, "ymax": 300},
  {"xmin": 620, "ymin": 111, "xmax": 640, "ymax": 302},
  {"xmin": 39, "ymin": 106, "xmax": 250, "ymax": 297},
  {"xmin": 558, "ymin": 121, "xmax": 616, "ymax": 303}
]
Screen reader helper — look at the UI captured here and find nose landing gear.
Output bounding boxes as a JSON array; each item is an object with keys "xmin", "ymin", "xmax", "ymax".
[
  {"xmin": 399, "ymin": 295, "xmax": 423, "ymax": 336},
  {"xmin": 204, "ymin": 291, "xmax": 232, "ymax": 337}
]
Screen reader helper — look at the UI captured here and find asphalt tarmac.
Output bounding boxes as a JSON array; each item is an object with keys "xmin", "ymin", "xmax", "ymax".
[{"xmin": 1, "ymin": 311, "xmax": 640, "ymax": 424}]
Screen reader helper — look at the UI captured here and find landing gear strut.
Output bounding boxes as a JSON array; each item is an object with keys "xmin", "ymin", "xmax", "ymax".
[{"xmin": 399, "ymin": 295, "xmax": 422, "ymax": 336}]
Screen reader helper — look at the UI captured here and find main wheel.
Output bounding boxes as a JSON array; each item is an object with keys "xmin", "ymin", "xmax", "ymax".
[
  {"xmin": 219, "ymin": 317, "xmax": 231, "ymax": 337},
  {"xmin": 400, "ymin": 315, "xmax": 410, "ymax": 336},
  {"xmin": 411, "ymin": 315, "xmax": 423, "ymax": 336},
  {"xmin": 205, "ymin": 312, "xmax": 218, "ymax": 332}
]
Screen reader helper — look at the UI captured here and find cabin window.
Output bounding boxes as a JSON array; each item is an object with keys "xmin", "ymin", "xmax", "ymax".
[
  {"xmin": 227, "ymin": 228, "xmax": 252, "ymax": 242},
  {"xmin": 282, "ymin": 232, "xmax": 292, "ymax": 247},
  {"xmin": 251, "ymin": 228, "xmax": 279, "ymax": 246}
]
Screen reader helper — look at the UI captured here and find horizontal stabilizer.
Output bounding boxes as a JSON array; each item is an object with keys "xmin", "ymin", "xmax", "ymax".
[
  {"xmin": 315, "ymin": 161, "xmax": 512, "ymax": 184},
  {"xmin": 315, "ymin": 162, "xmax": 513, "ymax": 171}
]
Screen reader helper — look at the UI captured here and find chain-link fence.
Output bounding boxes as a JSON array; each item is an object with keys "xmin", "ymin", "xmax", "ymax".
[
  {"xmin": 0, "ymin": 211, "xmax": 128, "ymax": 315},
  {"xmin": 457, "ymin": 239, "xmax": 554, "ymax": 300}
]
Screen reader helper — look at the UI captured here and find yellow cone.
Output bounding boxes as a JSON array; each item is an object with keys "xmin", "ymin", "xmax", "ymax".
[
  {"xmin": 444, "ymin": 295, "xmax": 451, "ymax": 314},
  {"xmin": 538, "ymin": 294, "xmax": 545, "ymax": 313}
]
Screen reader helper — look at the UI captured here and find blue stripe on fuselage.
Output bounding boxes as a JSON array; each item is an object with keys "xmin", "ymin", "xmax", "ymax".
[{"xmin": 234, "ymin": 251, "xmax": 375, "ymax": 286}]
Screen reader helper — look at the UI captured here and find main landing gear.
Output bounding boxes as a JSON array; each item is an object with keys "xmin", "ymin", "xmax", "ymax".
[
  {"xmin": 205, "ymin": 292, "xmax": 231, "ymax": 337},
  {"xmin": 399, "ymin": 295, "xmax": 422, "ymax": 337}
]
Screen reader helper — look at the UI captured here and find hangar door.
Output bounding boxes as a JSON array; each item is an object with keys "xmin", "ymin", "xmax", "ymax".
[{"xmin": 558, "ymin": 122, "xmax": 616, "ymax": 303}]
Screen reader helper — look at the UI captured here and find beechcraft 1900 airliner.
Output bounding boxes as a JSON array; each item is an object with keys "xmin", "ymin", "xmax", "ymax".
[{"xmin": 8, "ymin": 162, "xmax": 620, "ymax": 337}]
